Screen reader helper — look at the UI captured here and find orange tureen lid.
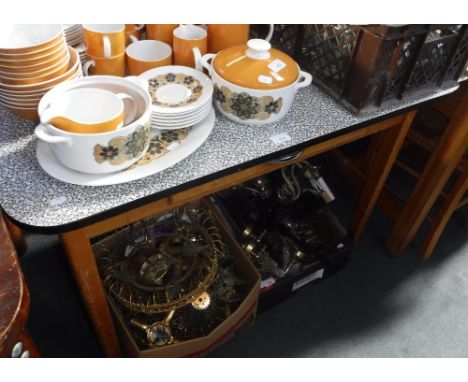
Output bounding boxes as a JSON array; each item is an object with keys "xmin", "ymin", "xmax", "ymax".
[{"xmin": 212, "ymin": 39, "xmax": 299, "ymax": 90}]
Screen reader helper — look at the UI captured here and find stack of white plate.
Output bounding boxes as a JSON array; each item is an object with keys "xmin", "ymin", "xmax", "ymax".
[
  {"xmin": 0, "ymin": 24, "xmax": 83, "ymax": 121},
  {"xmin": 139, "ymin": 65, "xmax": 214, "ymax": 130},
  {"xmin": 63, "ymin": 24, "xmax": 83, "ymax": 47}
]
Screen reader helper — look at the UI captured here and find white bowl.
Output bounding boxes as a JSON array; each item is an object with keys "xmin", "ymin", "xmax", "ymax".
[
  {"xmin": 0, "ymin": 42, "xmax": 68, "ymax": 71},
  {"xmin": 0, "ymin": 46, "xmax": 80, "ymax": 91},
  {"xmin": 0, "ymin": 98, "xmax": 39, "ymax": 108},
  {"xmin": 0, "ymin": 70, "xmax": 80, "ymax": 96},
  {"xmin": 35, "ymin": 75, "xmax": 152, "ymax": 174},
  {"xmin": 0, "ymin": 92, "xmax": 44, "ymax": 101},
  {"xmin": 0, "ymin": 51, "xmax": 69, "ymax": 78},
  {"xmin": 0, "ymin": 24, "xmax": 64, "ymax": 53}
]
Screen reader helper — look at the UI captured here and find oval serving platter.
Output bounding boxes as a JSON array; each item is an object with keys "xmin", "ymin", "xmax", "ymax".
[{"xmin": 36, "ymin": 107, "xmax": 215, "ymax": 186}]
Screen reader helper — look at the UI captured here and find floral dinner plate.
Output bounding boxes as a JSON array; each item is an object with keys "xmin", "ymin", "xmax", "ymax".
[{"xmin": 139, "ymin": 65, "xmax": 213, "ymax": 115}]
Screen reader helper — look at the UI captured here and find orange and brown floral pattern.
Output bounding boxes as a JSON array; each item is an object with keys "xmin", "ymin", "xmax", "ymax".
[
  {"xmin": 126, "ymin": 127, "xmax": 191, "ymax": 169},
  {"xmin": 93, "ymin": 121, "xmax": 151, "ymax": 165},
  {"xmin": 148, "ymin": 73, "xmax": 203, "ymax": 108},
  {"xmin": 214, "ymin": 84, "xmax": 283, "ymax": 121}
]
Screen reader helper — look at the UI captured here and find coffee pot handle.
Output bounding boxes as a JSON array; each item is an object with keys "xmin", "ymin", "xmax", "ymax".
[
  {"xmin": 128, "ymin": 34, "xmax": 139, "ymax": 44},
  {"xmin": 265, "ymin": 24, "xmax": 275, "ymax": 42},
  {"xmin": 125, "ymin": 76, "xmax": 148, "ymax": 89}
]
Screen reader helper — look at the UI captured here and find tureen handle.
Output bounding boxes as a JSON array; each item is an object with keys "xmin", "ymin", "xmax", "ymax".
[
  {"xmin": 200, "ymin": 53, "xmax": 216, "ymax": 76},
  {"xmin": 295, "ymin": 71, "xmax": 313, "ymax": 91},
  {"xmin": 125, "ymin": 75, "xmax": 148, "ymax": 89},
  {"xmin": 35, "ymin": 124, "xmax": 72, "ymax": 146}
]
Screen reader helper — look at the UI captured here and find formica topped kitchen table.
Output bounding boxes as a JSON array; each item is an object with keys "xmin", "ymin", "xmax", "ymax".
[
  {"xmin": 0, "ymin": 83, "xmax": 458, "ymax": 357},
  {"xmin": 0, "ymin": 84, "xmax": 458, "ymax": 232}
]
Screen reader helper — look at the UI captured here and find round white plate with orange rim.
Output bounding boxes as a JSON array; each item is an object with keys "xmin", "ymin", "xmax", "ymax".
[{"xmin": 36, "ymin": 108, "xmax": 215, "ymax": 186}]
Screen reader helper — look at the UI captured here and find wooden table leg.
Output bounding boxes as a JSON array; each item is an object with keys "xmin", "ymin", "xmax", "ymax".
[
  {"xmin": 60, "ymin": 230, "xmax": 121, "ymax": 357},
  {"xmin": 420, "ymin": 163, "xmax": 468, "ymax": 260},
  {"xmin": 350, "ymin": 111, "xmax": 416, "ymax": 243},
  {"xmin": 386, "ymin": 89, "xmax": 468, "ymax": 256}
]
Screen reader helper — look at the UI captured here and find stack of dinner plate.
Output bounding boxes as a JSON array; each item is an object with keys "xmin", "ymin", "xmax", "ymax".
[
  {"xmin": 0, "ymin": 24, "xmax": 83, "ymax": 121},
  {"xmin": 63, "ymin": 24, "xmax": 83, "ymax": 47},
  {"xmin": 139, "ymin": 65, "xmax": 213, "ymax": 130}
]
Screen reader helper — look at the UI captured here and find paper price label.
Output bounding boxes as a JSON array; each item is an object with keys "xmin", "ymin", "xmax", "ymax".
[
  {"xmin": 49, "ymin": 196, "xmax": 67, "ymax": 206},
  {"xmin": 292, "ymin": 269, "xmax": 324, "ymax": 292},
  {"xmin": 258, "ymin": 75, "xmax": 273, "ymax": 84},
  {"xmin": 270, "ymin": 132, "xmax": 292, "ymax": 145},
  {"xmin": 261, "ymin": 277, "xmax": 276, "ymax": 290},
  {"xmin": 268, "ymin": 59, "xmax": 287, "ymax": 73}
]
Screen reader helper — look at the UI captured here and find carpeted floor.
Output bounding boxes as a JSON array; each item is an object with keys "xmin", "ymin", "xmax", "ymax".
[{"xmin": 19, "ymin": 170, "xmax": 468, "ymax": 358}]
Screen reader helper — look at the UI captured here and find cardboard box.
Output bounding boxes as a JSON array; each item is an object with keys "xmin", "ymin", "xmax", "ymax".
[
  {"xmin": 95, "ymin": 199, "xmax": 261, "ymax": 357},
  {"xmin": 207, "ymin": 195, "xmax": 352, "ymax": 313}
]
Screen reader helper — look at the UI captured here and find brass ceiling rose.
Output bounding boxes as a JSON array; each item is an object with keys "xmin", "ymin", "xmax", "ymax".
[
  {"xmin": 191, "ymin": 291, "xmax": 211, "ymax": 310},
  {"xmin": 97, "ymin": 207, "xmax": 224, "ymax": 314}
]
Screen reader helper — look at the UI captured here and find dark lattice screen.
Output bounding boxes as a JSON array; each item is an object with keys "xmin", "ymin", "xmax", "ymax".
[
  {"xmin": 406, "ymin": 26, "xmax": 461, "ymax": 90},
  {"xmin": 445, "ymin": 27, "xmax": 468, "ymax": 81},
  {"xmin": 300, "ymin": 25, "xmax": 358, "ymax": 93},
  {"xmin": 270, "ymin": 24, "xmax": 300, "ymax": 56},
  {"xmin": 384, "ymin": 36, "xmax": 420, "ymax": 99}
]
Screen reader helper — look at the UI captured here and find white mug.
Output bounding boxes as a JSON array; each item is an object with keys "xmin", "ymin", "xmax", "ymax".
[
  {"xmin": 173, "ymin": 24, "xmax": 207, "ymax": 70},
  {"xmin": 83, "ymin": 24, "xmax": 126, "ymax": 59}
]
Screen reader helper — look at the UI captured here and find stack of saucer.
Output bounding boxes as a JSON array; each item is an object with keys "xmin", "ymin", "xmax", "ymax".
[
  {"xmin": 63, "ymin": 24, "xmax": 83, "ymax": 47},
  {"xmin": 0, "ymin": 24, "xmax": 82, "ymax": 121},
  {"xmin": 139, "ymin": 65, "xmax": 213, "ymax": 130}
]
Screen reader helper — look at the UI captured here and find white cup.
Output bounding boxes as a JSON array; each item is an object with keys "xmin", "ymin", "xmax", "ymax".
[{"xmin": 126, "ymin": 40, "xmax": 172, "ymax": 76}]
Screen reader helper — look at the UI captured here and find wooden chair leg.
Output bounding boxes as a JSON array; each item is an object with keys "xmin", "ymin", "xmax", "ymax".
[
  {"xmin": 420, "ymin": 164, "xmax": 468, "ymax": 260},
  {"xmin": 386, "ymin": 89, "xmax": 468, "ymax": 256},
  {"xmin": 60, "ymin": 230, "xmax": 121, "ymax": 357},
  {"xmin": 19, "ymin": 329, "xmax": 41, "ymax": 357},
  {"xmin": 350, "ymin": 111, "xmax": 416, "ymax": 243},
  {"xmin": 3, "ymin": 215, "xmax": 27, "ymax": 256}
]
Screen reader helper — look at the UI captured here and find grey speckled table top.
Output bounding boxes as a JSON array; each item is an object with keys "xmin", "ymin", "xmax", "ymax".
[{"xmin": 0, "ymin": 84, "xmax": 458, "ymax": 232}]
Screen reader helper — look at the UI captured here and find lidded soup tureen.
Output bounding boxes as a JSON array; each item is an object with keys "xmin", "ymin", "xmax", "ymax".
[{"xmin": 200, "ymin": 38, "xmax": 312, "ymax": 125}]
